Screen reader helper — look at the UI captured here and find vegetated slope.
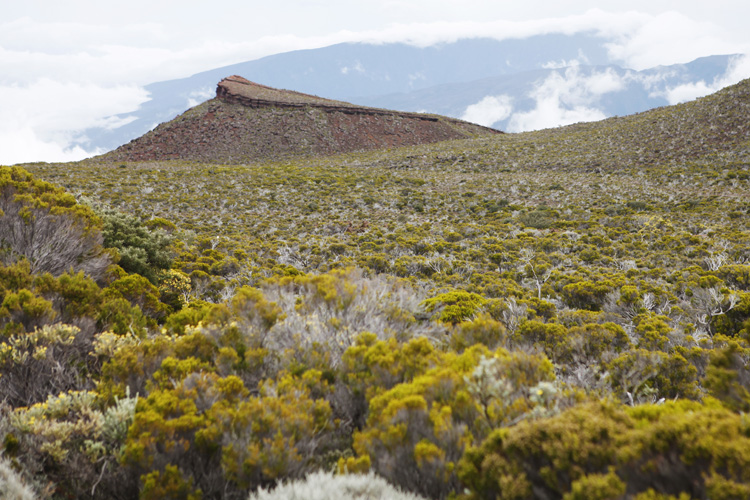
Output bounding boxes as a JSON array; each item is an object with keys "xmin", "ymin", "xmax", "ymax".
[
  {"xmin": 76, "ymin": 34, "xmax": 611, "ymax": 153},
  {"xmin": 11, "ymin": 78, "xmax": 750, "ymax": 500},
  {"xmin": 434, "ymin": 75, "xmax": 750, "ymax": 173},
  {"xmin": 102, "ymin": 75, "xmax": 500, "ymax": 163}
]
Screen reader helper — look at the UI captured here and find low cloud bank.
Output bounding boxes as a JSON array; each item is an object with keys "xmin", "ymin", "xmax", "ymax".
[
  {"xmin": 660, "ymin": 54, "xmax": 750, "ymax": 104},
  {"xmin": 462, "ymin": 54, "xmax": 750, "ymax": 132},
  {"xmin": 0, "ymin": 79, "xmax": 148, "ymax": 165},
  {"xmin": 461, "ymin": 95, "xmax": 513, "ymax": 127},
  {"xmin": 462, "ymin": 66, "xmax": 626, "ymax": 132},
  {"xmin": 2, "ymin": 8, "xmax": 748, "ymax": 163}
]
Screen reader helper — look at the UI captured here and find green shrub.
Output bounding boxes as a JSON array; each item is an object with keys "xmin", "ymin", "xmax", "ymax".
[
  {"xmin": 422, "ymin": 290, "xmax": 486, "ymax": 324},
  {"xmin": 705, "ymin": 340, "xmax": 750, "ymax": 412},
  {"xmin": 98, "ymin": 206, "xmax": 174, "ymax": 284},
  {"xmin": 0, "ymin": 166, "xmax": 110, "ymax": 280},
  {"xmin": 459, "ymin": 400, "xmax": 750, "ymax": 499}
]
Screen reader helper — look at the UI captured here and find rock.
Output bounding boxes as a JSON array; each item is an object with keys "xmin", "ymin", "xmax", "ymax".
[{"xmin": 102, "ymin": 76, "xmax": 501, "ymax": 163}]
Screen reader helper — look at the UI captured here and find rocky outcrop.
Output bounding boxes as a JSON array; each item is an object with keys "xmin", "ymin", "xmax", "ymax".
[{"xmin": 104, "ymin": 76, "xmax": 501, "ymax": 163}]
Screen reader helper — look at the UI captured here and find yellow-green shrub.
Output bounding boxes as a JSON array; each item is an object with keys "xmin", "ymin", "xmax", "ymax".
[
  {"xmin": 346, "ymin": 345, "xmax": 556, "ymax": 499},
  {"xmin": 458, "ymin": 400, "xmax": 750, "ymax": 500}
]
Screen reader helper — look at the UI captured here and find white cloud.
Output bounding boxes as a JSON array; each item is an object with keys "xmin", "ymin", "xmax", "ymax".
[
  {"xmin": 660, "ymin": 53, "xmax": 750, "ymax": 104},
  {"xmin": 3, "ymin": 10, "xmax": 746, "ymax": 88},
  {"xmin": 0, "ymin": 127, "xmax": 96, "ymax": 166},
  {"xmin": 343, "ymin": 61, "xmax": 367, "ymax": 75},
  {"xmin": 2, "ymin": 5, "xmax": 750, "ymax": 163},
  {"xmin": 506, "ymin": 67, "xmax": 625, "ymax": 132},
  {"xmin": 408, "ymin": 72, "xmax": 426, "ymax": 87},
  {"xmin": 0, "ymin": 79, "xmax": 149, "ymax": 164},
  {"xmin": 462, "ymin": 95, "xmax": 513, "ymax": 127},
  {"xmin": 604, "ymin": 11, "xmax": 744, "ymax": 69},
  {"xmin": 186, "ymin": 87, "xmax": 215, "ymax": 108},
  {"xmin": 542, "ymin": 49, "xmax": 590, "ymax": 69}
]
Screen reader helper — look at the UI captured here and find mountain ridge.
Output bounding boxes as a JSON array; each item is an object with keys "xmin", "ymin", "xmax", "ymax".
[
  {"xmin": 101, "ymin": 76, "xmax": 500, "ymax": 163},
  {"xmin": 74, "ymin": 35, "xmax": 742, "ymax": 154}
]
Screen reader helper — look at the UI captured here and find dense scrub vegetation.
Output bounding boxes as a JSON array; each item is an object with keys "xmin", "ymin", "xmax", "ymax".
[{"xmin": 3, "ymin": 79, "xmax": 750, "ymax": 499}]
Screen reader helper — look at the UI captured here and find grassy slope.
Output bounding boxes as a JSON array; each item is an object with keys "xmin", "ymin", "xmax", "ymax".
[
  {"xmin": 23, "ymin": 80, "xmax": 750, "ymax": 289},
  {"xmin": 8, "ymin": 77, "xmax": 750, "ymax": 500}
]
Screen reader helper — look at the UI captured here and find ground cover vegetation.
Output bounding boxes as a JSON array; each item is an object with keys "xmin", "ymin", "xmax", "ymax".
[{"xmin": 1, "ymin": 79, "xmax": 750, "ymax": 499}]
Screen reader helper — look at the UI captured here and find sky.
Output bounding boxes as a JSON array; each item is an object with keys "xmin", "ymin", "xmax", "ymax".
[{"xmin": 2, "ymin": 1, "xmax": 750, "ymax": 164}]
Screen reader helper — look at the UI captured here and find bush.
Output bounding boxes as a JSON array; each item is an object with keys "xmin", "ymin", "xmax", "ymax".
[
  {"xmin": 458, "ymin": 400, "xmax": 750, "ymax": 500},
  {"xmin": 0, "ymin": 323, "xmax": 95, "ymax": 406},
  {"xmin": 248, "ymin": 471, "xmax": 428, "ymax": 500},
  {"xmin": 0, "ymin": 166, "xmax": 110, "ymax": 280},
  {"xmin": 0, "ymin": 455, "xmax": 37, "ymax": 500},
  {"xmin": 562, "ymin": 279, "xmax": 615, "ymax": 311},
  {"xmin": 422, "ymin": 290, "xmax": 486, "ymax": 324},
  {"xmin": 345, "ymin": 345, "xmax": 556, "ymax": 499},
  {"xmin": 705, "ymin": 340, "xmax": 750, "ymax": 412},
  {"xmin": 124, "ymin": 363, "xmax": 336, "ymax": 498},
  {"xmin": 98, "ymin": 206, "xmax": 174, "ymax": 284},
  {"xmin": 1, "ymin": 389, "xmax": 139, "ymax": 499}
]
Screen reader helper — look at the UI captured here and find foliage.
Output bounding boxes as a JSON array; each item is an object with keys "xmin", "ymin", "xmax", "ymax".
[
  {"xmin": 458, "ymin": 400, "xmax": 750, "ymax": 499},
  {"xmin": 422, "ymin": 290, "xmax": 486, "ymax": 324},
  {"xmin": 97, "ymin": 205, "xmax": 175, "ymax": 284},
  {"xmin": 0, "ymin": 166, "xmax": 110, "ymax": 280},
  {"xmin": 343, "ymin": 345, "xmax": 557, "ymax": 499},
  {"xmin": 0, "ymin": 454, "xmax": 38, "ymax": 500},
  {"xmin": 248, "ymin": 471, "xmax": 428, "ymax": 500},
  {"xmin": 0, "ymin": 389, "xmax": 139, "ymax": 499},
  {"xmin": 5, "ymin": 79, "xmax": 750, "ymax": 499}
]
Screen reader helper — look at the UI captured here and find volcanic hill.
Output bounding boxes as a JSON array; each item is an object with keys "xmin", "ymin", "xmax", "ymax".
[{"xmin": 104, "ymin": 75, "xmax": 501, "ymax": 163}]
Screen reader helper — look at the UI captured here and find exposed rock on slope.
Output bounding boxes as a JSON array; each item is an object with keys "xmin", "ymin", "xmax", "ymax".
[{"xmin": 104, "ymin": 76, "xmax": 500, "ymax": 163}]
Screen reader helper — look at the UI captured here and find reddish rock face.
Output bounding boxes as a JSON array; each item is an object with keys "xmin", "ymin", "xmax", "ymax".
[{"xmin": 105, "ymin": 76, "xmax": 501, "ymax": 163}]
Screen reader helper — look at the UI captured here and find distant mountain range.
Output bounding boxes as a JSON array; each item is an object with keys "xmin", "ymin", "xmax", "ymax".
[{"xmin": 75, "ymin": 33, "xmax": 741, "ymax": 154}]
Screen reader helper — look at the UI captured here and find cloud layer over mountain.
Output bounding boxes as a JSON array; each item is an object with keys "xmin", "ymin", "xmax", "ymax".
[
  {"xmin": 2, "ymin": 4, "xmax": 750, "ymax": 164},
  {"xmin": 459, "ymin": 54, "xmax": 750, "ymax": 132}
]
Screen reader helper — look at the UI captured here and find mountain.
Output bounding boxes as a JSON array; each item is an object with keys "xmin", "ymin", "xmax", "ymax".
[
  {"xmin": 355, "ymin": 55, "xmax": 741, "ymax": 130},
  {"xmin": 102, "ymin": 76, "xmax": 499, "ymax": 163},
  {"xmin": 78, "ymin": 34, "xmax": 610, "ymax": 153},
  {"xmin": 75, "ymin": 32, "xmax": 743, "ymax": 156},
  {"xmin": 75, "ymin": 34, "xmax": 741, "ymax": 155}
]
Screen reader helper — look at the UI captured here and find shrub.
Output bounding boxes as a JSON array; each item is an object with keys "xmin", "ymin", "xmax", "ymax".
[
  {"xmin": 450, "ymin": 315, "xmax": 508, "ymax": 352},
  {"xmin": 260, "ymin": 268, "xmax": 442, "ymax": 367},
  {"xmin": 346, "ymin": 345, "xmax": 556, "ymax": 499},
  {"xmin": 248, "ymin": 471, "xmax": 428, "ymax": 500},
  {"xmin": 704, "ymin": 340, "xmax": 750, "ymax": 412},
  {"xmin": 458, "ymin": 400, "xmax": 750, "ymax": 499},
  {"xmin": 0, "ymin": 455, "xmax": 38, "ymax": 500},
  {"xmin": 104, "ymin": 274, "xmax": 169, "ymax": 321},
  {"xmin": 341, "ymin": 332, "xmax": 441, "ymax": 428},
  {"xmin": 0, "ymin": 323, "xmax": 95, "ymax": 406},
  {"xmin": 0, "ymin": 166, "xmax": 110, "ymax": 280},
  {"xmin": 124, "ymin": 361, "xmax": 336, "ymax": 498},
  {"xmin": 607, "ymin": 349, "xmax": 700, "ymax": 404},
  {"xmin": 216, "ymin": 371, "xmax": 336, "ymax": 491},
  {"xmin": 422, "ymin": 290, "xmax": 486, "ymax": 324},
  {"xmin": 562, "ymin": 280, "xmax": 615, "ymax": 311},
  {"xmin": 98, "ymin": 206, "xmax": 174, "ymax": 284},
  {"xmin": 2, "ymin": 389, "xmax": 139, "ymax": 499},
  {"xmin": 0, "ymin": 288, "xmax": 55, "ymax": 335}
]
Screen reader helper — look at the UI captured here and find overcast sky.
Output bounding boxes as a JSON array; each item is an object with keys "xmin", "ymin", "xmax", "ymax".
[{"xmin": 2, "ymin": 1, "xmax": 750, "ymax": 164}]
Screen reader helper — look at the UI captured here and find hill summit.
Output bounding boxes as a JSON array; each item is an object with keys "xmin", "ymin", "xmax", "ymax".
[{"xmin": 104, "ymin": 75, "xmax": 500, "ymax": 163}]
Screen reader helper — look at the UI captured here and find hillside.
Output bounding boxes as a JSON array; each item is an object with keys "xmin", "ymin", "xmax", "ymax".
[
  {"xmin": 4, "ymin": 78, "xmax": 750, "ymax": 499},
  {"xmin": 73, "ymin": 35, "xmax": 738, "ymax": 155},
  {"xmin": 102, "ymin": 76, "xmax": 499, "ymax": 163}
]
